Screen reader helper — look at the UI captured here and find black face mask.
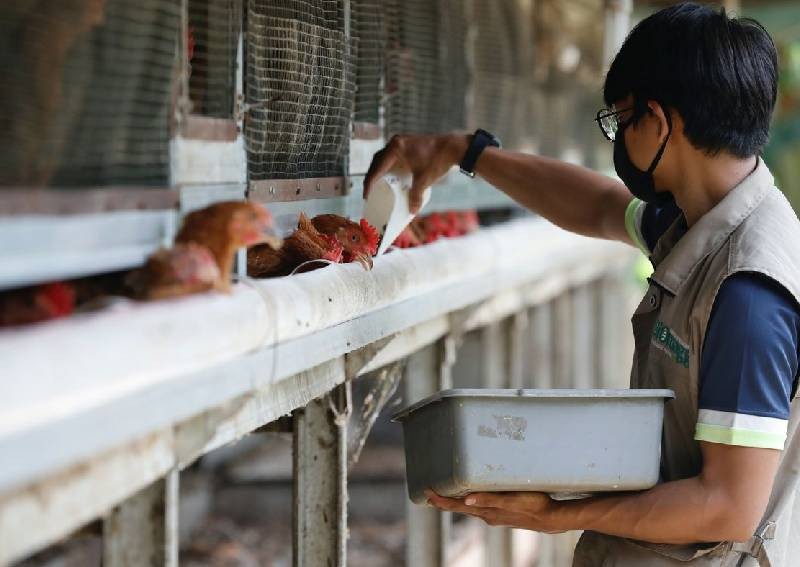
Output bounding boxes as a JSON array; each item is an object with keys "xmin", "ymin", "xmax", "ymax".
[{"xmin": 613, "ymin": 113, "xmax": 673, "ymax": 206}]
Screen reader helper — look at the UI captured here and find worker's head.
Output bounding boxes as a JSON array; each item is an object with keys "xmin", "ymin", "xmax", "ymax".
[{"xmin": 599, "ymin": 2, "xmax": 777, "ymax": 202}]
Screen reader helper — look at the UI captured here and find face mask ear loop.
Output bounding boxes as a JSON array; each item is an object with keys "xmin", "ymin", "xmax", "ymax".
[{"xmin": 647, "ymin": 110, "xmax": 673, "ymax": 174}]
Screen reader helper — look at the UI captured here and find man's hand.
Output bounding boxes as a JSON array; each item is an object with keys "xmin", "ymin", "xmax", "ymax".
[
  {"xmin": 363, "ymin": 132, "xmax": 635, "ymax": 244},
  {"xmin": 425, "ymin": 489, "xmax": 565, "ymax": 534},
  {"xmin": 423, "ymin": 442, "xmax": 781, "ymax": 544},
  {"xmin": 363, "ymin": 134, "xmax": 468, "ymax": 214}
]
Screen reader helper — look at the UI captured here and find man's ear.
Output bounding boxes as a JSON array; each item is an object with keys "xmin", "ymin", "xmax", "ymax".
[{"xmin": 647, "ymin": 101, "xmax": 671, "ymax": 143}]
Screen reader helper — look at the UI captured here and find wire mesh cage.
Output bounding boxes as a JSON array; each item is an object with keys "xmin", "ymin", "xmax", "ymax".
[
  {"xmin": 532, "ymin": 0, "xmax": 607, "ymax": 166},
  {"xmin": 384, "ymin": 0, "xmax": 470, "ymax": 138},
  {"xmin": 245, "ymin": 0, "xmax": 357, "ymax": 180},
  {"xmin": 0, "ymin": 0, "xmax": 180, "ymax": 188},
  {"xmin": 187, "ymin": 0, "xmax": 242, "ymax": 119},
  {"xmin": 472, "ymin": 0, "xmax": 536, "ymax": 151},
  {"xmin": 351, "ymin": 0, "xmax": 384, "ymax": 129}
]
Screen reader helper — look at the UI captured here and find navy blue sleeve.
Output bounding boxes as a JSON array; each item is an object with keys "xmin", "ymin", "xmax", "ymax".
[
  {"xmin": 695, "ymin": 273, "xmax": 800, "ymax": 448},
  {"xmin": 640, "ymin": 198, "xmax": 682, "ymax": 252},
  {"xmin": 699, "ymin": 273, "xmax": 800, "ymax": 420}
]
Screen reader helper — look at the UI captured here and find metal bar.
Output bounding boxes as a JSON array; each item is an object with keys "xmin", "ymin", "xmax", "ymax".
[
  {"xmin": 0, "ymin": 431, "xmax": 174, "ymax": 566},
  {"xmin": 603, "ymin": 0, "xmax": 632, "ymax": 69},
  {"xmin": 405, "ymin": 344, "xmax": 451, "ymax": 567},
  {"xmin": 481, "ymin": 321, "xmax": 514, "ymax": 566},
  {"xmin": 181, "ymin": 116, "xmax": 238, "ymax": 141},
  {"xmin": 249, "ymin": 177, "xmax": 350, "ymax": 203},
  {"xmin": 529, "ymin": 303, "xmax": 553, "ymax": 389},
  {"xmin": 103, "ymin": 473, "xmax": 172, "ymax": 567},
  {"xmin": 596, "ymin": 273, "xmax": 632, "ymax": 389},
  {"xmin": 164, "ymin": 469, "xmax": 179, "ymax": 567},
  {"xmin": 509, "ymin": 311, "xmax": 529, "ymax": 389},
  {"xmin": 293, "ymin": 385, "xmax": 348, "ymax": 567},
  {"xmin": 0, "ymin": 209, "xmax": 176, "ymax": 291},
  {"xmin": 179, "ymin": 183, "xmax": 246, "ymax": 213},
  {"xmin": 552, "ymin": 292, "xmax": 573, "ymax": 388},
  {"xmin": 571, "ymin": 285, "xmax": 595, "ymax": 389},
  {"xmin": 0, "ymin": 188, "xmax": 178, "ymax": 216}
]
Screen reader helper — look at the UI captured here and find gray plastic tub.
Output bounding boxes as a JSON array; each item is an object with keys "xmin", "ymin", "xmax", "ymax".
[{"xmin": 392, "ymin": 388, "xmax": 674, "ymax": 503}]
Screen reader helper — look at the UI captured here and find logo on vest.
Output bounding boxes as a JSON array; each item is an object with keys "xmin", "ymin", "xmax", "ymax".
[{"xmin": 651, "ymin": 320, "xmax": 690, "ymax": 368}]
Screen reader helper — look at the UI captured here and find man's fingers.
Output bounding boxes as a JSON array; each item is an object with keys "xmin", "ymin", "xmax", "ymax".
[
  {"xmin": 363, "ymin": 140, "xmax": 401, "ymax": 199},
  {"xmin": 465, "ymin": 491, "xmax": 551, "ymax": 512},
  {"xmin": 408, "ymin": 180, "xmax": 427, "ymax": 214},
  {"xmin": 464, "ymin": 493, "xmax": 508, "ymax": 508}
]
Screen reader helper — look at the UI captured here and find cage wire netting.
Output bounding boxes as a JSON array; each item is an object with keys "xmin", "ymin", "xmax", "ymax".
[
  {"xmin": 472, "ymin": 0, "xmax": 536, "ymax": 151},
  {"xmin": 532, "ymin": 0, "xmax": 607, "ymax": 166},
  {"xmin": 351, "ymin": 0, "xmax": 383, "ymax": 126},
  {"xmin": 188, "ymin": 0, "xmax": 241, "ymax": 119},
  {"xmin": 384, "ymin": 0, "xmax": 470, "ymax": 138},
  {"xmin": 245, "ymin": 0, "xmax": 356, "ymax": 180},
  {"xmin": 0, "ymin": 0, "xmax": 179, "ymax": 188}
]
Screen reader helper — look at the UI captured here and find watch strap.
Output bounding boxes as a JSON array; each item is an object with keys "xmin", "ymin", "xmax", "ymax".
[{"xmin": 459, "ymin": 129, "xmax": 501, "ymax": 178}]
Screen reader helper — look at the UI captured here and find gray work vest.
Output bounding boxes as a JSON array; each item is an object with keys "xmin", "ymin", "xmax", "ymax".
[{"xmin": 573, "ymin": 161, "xmax": 800, "ymax": 566}]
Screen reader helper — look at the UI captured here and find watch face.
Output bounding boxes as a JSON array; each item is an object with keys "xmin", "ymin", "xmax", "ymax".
[{"xmin": 476, "ymin": 129, "xmax": 500, "ymax": 148}]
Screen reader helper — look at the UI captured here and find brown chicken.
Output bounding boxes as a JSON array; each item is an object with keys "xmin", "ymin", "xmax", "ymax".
[
  {"xmin": 0, "ymin": 281, "xmax": 76, "ymax": 327},
  {"xmin": 128, "ymin": 201, "xmax": 273, "ymax": 299},
  {"xmin": 310, "ymin": 215, "xmax": 380, "ymax": 269},
  {"xmin": 248, "ymin": 213, "xmax": 344, "ymax": 278}
]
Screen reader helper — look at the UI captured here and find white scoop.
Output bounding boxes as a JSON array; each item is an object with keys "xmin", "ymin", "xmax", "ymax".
[{"xmin": 363, "ymin": 173, "xmax": 431, "ymax": 256}]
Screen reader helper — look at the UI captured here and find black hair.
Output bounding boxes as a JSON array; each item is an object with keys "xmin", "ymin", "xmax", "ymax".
[{"xmin": 603, "ymin": 2, "xmax": 778, "ymax": 158}]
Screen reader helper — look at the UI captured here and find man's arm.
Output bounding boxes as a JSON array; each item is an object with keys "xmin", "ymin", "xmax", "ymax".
[
  {"xmin": 427, "ymin": 441, "xmax": 780, "ymax": 544},
  {"xmin": 363, "ymin": 134, "xmax": 635, "ymax": 245}
]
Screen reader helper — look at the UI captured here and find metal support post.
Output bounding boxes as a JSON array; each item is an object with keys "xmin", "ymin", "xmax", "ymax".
[
  {"xmin": 293, "ymin": 385, "xmax": 349, "ymax": 567},
  {"xmin": 552, "ymin": 291, "xmax": 586, "ymax": 565},
  {"xmin": 571, "ymin": 285, "xmax": 595, "ymax": 389},
  {"xmin": 603, "ymin": 0, "xmax": 633, "ymax": 69},
  {"xmin": 509, "ymin": 311, "xmax": 529, "ymax": 390},
  {"xmin": 481, "ymin": 321, "xmax": 514, "ymax": 566},
  {"xmin": 529, "ymin": 303, "xmax": 555, "ymax": 565},
  {"xmin": 405, "ymin": 343, "xmax": 451, "ymax": 567},
  {"xmin": 552, "ymin": 293, "xmax": 573, "ymax": 388},
  {"xmin": 529, "ymin": 303, "xmax": 553, "ymax": 389},
  {"xmin": 103, "ymin": 468, "xmax": 179, "ymax": 567}
]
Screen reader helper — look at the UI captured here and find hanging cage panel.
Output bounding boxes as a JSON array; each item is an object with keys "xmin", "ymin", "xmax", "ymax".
[
  {"xmin": 0, "ymin": 0, "xmax": 179, "ymax": 188},
  {"xmin": 351, "ymin": 0, "xmax": 384, "ymax": 128},
  {"xmin": 245, "ymin": 0, "xmax": 356, "ymax": 180},
  {"xmin": 384, "ymin": 0, "xmax": 470, "ymax": 139},
  {"xmin": 187, "ymin": 0, "xmax": 242, "ymax": 120}
]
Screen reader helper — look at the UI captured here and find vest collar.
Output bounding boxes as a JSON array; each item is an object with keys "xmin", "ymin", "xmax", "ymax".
[{"xmin": 650, "ymin": 159, "xmax": 774, "ymax": 295}]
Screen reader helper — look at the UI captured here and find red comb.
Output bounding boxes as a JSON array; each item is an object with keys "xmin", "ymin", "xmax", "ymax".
[
  {"xmin": 39, "ymin": 282, "xmax": 75, "ymax": 317},
  {"xmin": 359, "ymin": 219, "xmax": 380, "ymax": 255}
]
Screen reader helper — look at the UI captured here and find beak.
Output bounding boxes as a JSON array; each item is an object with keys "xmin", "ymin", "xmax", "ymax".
[{"xmin": 355, "ymin": 252, "xmax": 373, "ymax": 271}]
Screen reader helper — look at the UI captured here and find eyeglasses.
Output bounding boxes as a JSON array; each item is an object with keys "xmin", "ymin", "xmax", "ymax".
[{"xmin": 594, "ymin": 107, "xmax": 633, "ymax": 142}]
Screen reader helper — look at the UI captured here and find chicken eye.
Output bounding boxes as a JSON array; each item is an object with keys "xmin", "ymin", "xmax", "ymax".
[{"xmin": 351, "ymin": 235, "xmax": 357, "ymax": 242}]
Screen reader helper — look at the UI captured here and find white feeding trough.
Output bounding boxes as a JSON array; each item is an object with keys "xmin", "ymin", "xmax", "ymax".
[{"xmin": 363, "ymin": 173, "xmax": 431, "ymax": 256}]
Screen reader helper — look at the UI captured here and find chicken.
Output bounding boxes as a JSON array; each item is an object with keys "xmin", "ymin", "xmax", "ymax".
[
  {"xmin": 175, "ymin": 201, "xmax": 273, "ymax": 291},
  {"xmin": 310, "ymin": 215, "xmax": 379, "ymax": 269},
  {"xmin": 0, "ymin": 281, "xmax": 76, "ymax": 327},
  {"xmin": 391, "ymin": 210, "xmax": 479, "ymax": 250},
  {"xmin": 392, "ymin": 221, "xmax": 425, "ymax": 249},
  {"xmin": 125, "ymin": 243, "xmax": 221, "ymax": 300},
  {"xmin": 248, "ymin": 213, "xmax": 344, "ymax": 278},
  {"xmin": 128, "ymin": 201, "xmax": 273, "ymax": 299}
]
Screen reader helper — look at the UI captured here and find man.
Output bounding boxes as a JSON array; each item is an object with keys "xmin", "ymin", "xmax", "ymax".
[{"xmin": 364, "ymin": 4, "xmax": 800, "ymax": 566}]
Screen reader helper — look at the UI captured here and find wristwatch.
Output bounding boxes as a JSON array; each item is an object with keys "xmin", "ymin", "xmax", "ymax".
[{"xmin": 459, "ymin": 129, "xmax": 501, "ymax": 178}]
